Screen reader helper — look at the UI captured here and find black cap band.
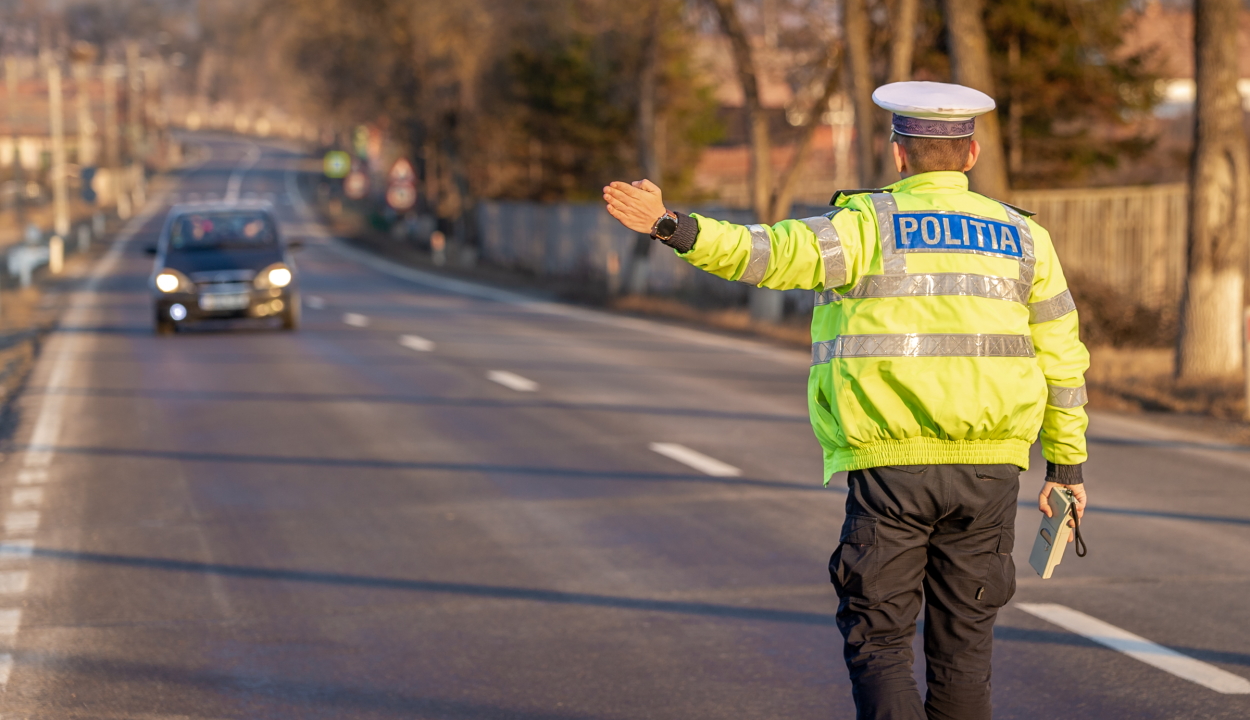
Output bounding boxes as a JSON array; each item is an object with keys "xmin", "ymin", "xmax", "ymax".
[{"xmin": 892, "ymin": 114, "xmax": 976, "ymax": 138}]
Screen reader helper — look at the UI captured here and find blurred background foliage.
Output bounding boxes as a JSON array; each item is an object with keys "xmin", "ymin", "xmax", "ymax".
[{"xmin": 1, "ymin": 0, "xmax": 1181, "ymax": 202}]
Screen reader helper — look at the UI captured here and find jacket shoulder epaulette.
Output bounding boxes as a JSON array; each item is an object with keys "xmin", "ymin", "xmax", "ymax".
[
  {"xmin": 982, "ymin": 195, "xmax": 1036, "ymax": 218},
  {"xmin": 830, "ymin": 188, "xmax": 891, "ymax": 206}
]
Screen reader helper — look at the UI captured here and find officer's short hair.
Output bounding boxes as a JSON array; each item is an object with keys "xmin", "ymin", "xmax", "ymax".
[{"xmin": 891, "ymin": 132, "xmax": 973, "ymax": 173}]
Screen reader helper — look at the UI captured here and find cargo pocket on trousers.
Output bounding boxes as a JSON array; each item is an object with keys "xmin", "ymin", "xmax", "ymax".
[
  {"xmin": 829, "ymin": 514, "xmax": 879, "ymax": 603},
  {"xmin": 979, "ymin": 526, "xmax": 1016, "ymax": 608}
]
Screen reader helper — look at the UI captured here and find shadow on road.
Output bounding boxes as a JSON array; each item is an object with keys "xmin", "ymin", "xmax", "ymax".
[
  {"xmin": 25, "ymin": 443, "xmax": 822, "ymax": 492},
  {"xmin": 25, "ymin": 546, "xmax": 838, "ymax": 628},
  {"xmin": 29, "ymin": 386, "xmax": 810, "ymax": 424}
]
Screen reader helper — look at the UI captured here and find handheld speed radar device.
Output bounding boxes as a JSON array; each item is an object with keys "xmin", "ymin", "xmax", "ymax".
[{"xmin": 1029, "ymin": 487, "xmax": 1087, "ymax": 579}]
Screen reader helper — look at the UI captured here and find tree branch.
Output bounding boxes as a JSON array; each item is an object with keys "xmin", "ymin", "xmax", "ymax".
[
  {"xmin": 770, "ymin": 52, "xmax": 842, "ymax": 221},
  {"xmin": 709, "ymin": 0, "xmax": 773, "ymax": 220}
]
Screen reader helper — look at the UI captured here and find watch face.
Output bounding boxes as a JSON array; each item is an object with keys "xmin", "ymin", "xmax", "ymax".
[{"xmin": 655, "ymin": 216, "xmax": 678, "ymax": 239}]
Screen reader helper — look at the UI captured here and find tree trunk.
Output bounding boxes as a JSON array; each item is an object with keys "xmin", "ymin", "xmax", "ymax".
[
  {"xmin": 877, "ymin": 0, "xmax": 919, "ymax": 185},
  {"xmin": 771, "ymin": 57, "xmax": 841, "ymax": 221},
  {"xmin": 843, "ymin": 0, "xmax": 876, "ymax": 189},
  {"xmin": 710, "ymin": 0, "xmax": 772, "ymax": 222},
  {"xmin": 1176, "ymin": 0, "xmax": 1250, "ymax": 382},
  {"xmin": 629, "ymin": 1, "xmax": 664, "ymax": 296},
  {"xmin": 943, "ymin": 0, "xmax": 1009, "ymax": 198}
]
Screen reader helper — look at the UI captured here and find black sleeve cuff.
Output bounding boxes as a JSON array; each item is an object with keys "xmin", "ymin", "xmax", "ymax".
[
  {"xmin": 1046, "ymin": 461, "xmax": 1084, "ymax": 484},
  {"xmin": 659, "ymin": 212, "xmax": 698, "ymax": 254}
]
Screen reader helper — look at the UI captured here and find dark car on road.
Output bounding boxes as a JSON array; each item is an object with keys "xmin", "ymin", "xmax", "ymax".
[{"xmin": 148, "ymin": 202, "xmax": 301, "ymax": 333}]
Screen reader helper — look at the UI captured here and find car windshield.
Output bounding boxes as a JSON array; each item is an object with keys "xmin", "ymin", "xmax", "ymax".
[{"xmin": 168, "ymin": 211, "xmax": 276, "ymax": 250}]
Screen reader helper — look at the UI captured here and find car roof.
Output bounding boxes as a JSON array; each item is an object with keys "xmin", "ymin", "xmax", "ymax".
[{"xmin": 166, "ymin": 199, "xmax": 277, "ymax": 217}]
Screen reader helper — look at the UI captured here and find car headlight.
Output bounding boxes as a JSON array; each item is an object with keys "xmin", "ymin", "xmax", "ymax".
[
  {"xmin": 268, "ymin": 267, "xmax": 292, "ymax": 288},
  {"xmin": 155, "ymin": 272, "xmax": 181, "ymax": 293}
]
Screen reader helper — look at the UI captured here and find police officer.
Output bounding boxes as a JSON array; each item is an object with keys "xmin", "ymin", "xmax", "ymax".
[{"xmin": 603, "ymin": 81, "xmax": 1089, "ymax": 720}]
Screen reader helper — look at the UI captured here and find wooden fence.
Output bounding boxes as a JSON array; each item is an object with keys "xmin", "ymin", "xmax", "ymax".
[{"xmin": 1013, "ymin": 184, "xmax": 1188, "ymax": 309}]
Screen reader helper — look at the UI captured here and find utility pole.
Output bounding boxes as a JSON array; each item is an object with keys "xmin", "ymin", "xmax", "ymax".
[
  {"xmin": 125, "ymin": 43, "xmax": 144, "ymax": 163},
  {"xmin": 6, "ymin": 57, "xmax": 26, "ymax": 235},
  {"xmin": 103, "ymin": 63, "xmax": 126, "ymax": 218},
  {"xmin": 48, "ymin": 61, "xmax": 70, "ymax": 237},
  {"xmin": 72, "ymin": 43, "xmax": 98, "ymax": 169}
]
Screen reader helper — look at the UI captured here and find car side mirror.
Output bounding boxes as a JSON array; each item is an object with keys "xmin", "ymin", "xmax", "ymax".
[{"xmin": 144, "ymin": 245, "xmax": 158, "ymax": 255}]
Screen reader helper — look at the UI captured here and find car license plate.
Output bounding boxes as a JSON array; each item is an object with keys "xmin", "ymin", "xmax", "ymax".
[{"xmin": 199, "ymin": 293, "xmax": 250, "ymax": 311}]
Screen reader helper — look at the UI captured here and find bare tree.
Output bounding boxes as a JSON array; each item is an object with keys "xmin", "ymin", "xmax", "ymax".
[
  {"xmin": 842, "ymin": 0, "xmax": 875, "ymax": 188},
  {"xmin": 708, "ymin": 0, "xmax": 840, "ymax": 224},
  {"xmin": 1176, "ymin": 0, "xmax": 1250, "ymax": 383},
  {"xmin": 942, "ymin": 0, "xmax": 1009, "ymax": 198},
  {"xmin": 875, "ymin": 0, "xmax": 917, "ymax": 185},
  {"xmin": 710, "ymin": 0, "xmax": 774, "ymax": 218}
]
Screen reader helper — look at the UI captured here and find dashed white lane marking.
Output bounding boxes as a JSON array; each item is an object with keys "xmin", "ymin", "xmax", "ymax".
[
  {"xmin": 343, "ymin": 313, "xmax": 370, "ymax": 327},
  {"xmin": 16, "ymin": 469, "xmax": 47, "ymax": 485},
  {"xmin": 224, "ymin": 144, "xmax": 260, "ymax": 202},
  {"xmin": 1017, "ymin": 603, "xmax": 1250, "ymax": 694},
  {"xmin": 305, "ymin": 295, "xmax": 326, "ymax": 310},
  {"xmin": 4, "ymin": 512, "xmax": 40, "ymax": 535},
  {"xmin": 0, "ymin": 541, "xmax": 34, "ymax": 559},
  {"xmin": 0, "ymin": 572, "xmax": 28, "ymax": 594},
  {"xmin": 649, "ymin": 443, "xmax": 742, "ymax": 477},
  {"xmin": 399, "ymin": 334, "xmax": 435, "ymax": 352},
  {"xmin": 0, "ymin": 609, "xmax": 20, "ymax": 635},
  {"xmin": 487, "ymin": 371, "xmax": 538, "ymax": 392},
  {"xmin": 11, "ymin": 488, "xmax": 43, "ymax": 508}
]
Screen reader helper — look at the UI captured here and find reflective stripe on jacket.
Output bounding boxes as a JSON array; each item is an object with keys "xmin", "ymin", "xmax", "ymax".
[{"xmin": 679, "ymin": 171, "xmax": 1089, "ymax": 481}]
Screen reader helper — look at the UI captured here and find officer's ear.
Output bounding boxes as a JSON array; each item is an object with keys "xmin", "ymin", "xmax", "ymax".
[
  {"xmin": 892, "ymin": 140, "xmax": 908, "ymax": 174},
  {"xmin": 963, "ymin": 140, "xmax": 981, "ymax": 172}
]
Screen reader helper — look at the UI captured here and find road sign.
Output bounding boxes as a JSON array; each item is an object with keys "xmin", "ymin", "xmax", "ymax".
[
  {"xmin": 323, "ymin": 151, "xmax": 351, "ymax": 179},
  {"xmin": 389, "ymin": 158, "xmax": 415, "ymax": 185},
  {"xmin": 80, "ymin": 167, "xmax": 98, "ymax": 202},
  {"xmin": 386, "ymin": 183, "xmax": 416, "ymax": 211},
  {"xmin": 344, "ymin": 170, "xmax": 369, "ymax": 200}
]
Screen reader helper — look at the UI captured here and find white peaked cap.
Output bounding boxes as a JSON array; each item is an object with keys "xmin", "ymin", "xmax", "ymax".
[
  {"xmin": 872, "ymin": 81, "xmax": 996, "ymax": 121},
  {"xmin": 873, "ymin": 81, "xmax": 996, "ymax": 138}
]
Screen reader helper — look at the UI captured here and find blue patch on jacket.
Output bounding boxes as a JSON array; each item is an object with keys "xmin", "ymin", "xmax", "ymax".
[{"xmin": 893, "ymin": 213, "xmax": 1022, "ymax": 258}]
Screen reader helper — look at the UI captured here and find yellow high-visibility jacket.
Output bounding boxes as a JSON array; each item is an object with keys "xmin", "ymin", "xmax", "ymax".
[{"xmin": 679, "ymin": 171, "xmax": 1089, "ymax": 482}]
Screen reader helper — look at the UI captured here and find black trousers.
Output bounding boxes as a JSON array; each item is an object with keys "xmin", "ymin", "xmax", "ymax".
[{"xmin": 829, "ymin": 464, "xmax": 1019, "ymax": 720}]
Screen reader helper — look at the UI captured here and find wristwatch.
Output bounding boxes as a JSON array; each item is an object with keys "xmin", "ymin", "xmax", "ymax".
[{"xmin": 650, "ymin": 211, "xmax": 678, "ymax": 241}]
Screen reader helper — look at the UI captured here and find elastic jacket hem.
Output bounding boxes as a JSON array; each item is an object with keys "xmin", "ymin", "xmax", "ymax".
[{"xmin": 825, "ymin": 437, "xmax": 1030, "ymax": 482}]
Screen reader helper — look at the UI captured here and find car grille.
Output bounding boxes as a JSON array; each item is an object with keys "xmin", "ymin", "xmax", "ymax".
[
  {"xmin": 197, "ymin": 281, "xmax": 252, "ymax": 295},
  {"xmin": 190, "ymin": 269, "xmax": 257, "ymax": 284}
]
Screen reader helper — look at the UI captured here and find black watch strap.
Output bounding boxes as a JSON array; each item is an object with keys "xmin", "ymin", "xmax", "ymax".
[
  {"xmin": 656, "ymin": 213, "xmax": 698, "ymax": 254},
  {"xmin": 650, "ymin": 211, "xmax": 679, "ymax": 240}
]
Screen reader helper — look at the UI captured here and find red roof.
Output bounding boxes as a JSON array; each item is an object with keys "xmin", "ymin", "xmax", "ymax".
[{"xmin": 1121, "ymin": 2, "xmax": 1250, "ymax": 78}]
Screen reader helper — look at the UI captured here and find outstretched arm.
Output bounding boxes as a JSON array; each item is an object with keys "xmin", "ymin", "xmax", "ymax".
[{"xmin": 603, "ymin": 179, "xmax": 861, "ymax": 292}]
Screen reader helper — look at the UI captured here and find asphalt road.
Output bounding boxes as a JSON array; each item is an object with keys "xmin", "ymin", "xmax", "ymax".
[{"xmin": 0, "ymin": 136, "xmax": 1247, "ymax": 719}]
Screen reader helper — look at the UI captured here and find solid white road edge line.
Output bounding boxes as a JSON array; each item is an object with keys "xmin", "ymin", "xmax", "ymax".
[
  {"xmin": 487, "ymin": 371, "xmax": 538, "ymax": 392},
  {"xmin": 649, "ymin": 443, "xmax": 742, "ymax": 477},
  {"xmin": 0, "ymin": 541, "xmax": 34, "ymax": 559},
  {"xmin": 0, "ymin": 183, "xmax": 170, "ymax": 691},
  {"xmin": 1016, "ymin": 603, "xmax": 1250, "ymax": 694},
  {"xmin": 399, "ymin": 334, "xmax": 435, "ymax": 352},
  {"xmin": 0, "ymin": 609, "xmax": 20, "ymax": 635},
  {"xmin": 343, "ymin": 313, "xmax": 370, "ymax": 327},
  {"xmin": 0, "ymin": 572, "xmax": 28, "ymax": 594},
  {"xmin": 11, "ymin": 488, "xmax": 43, "ymax": 508},
  {"xmin": 3, "ymin": 512, "xmax": 39, "ymax": 535}
]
